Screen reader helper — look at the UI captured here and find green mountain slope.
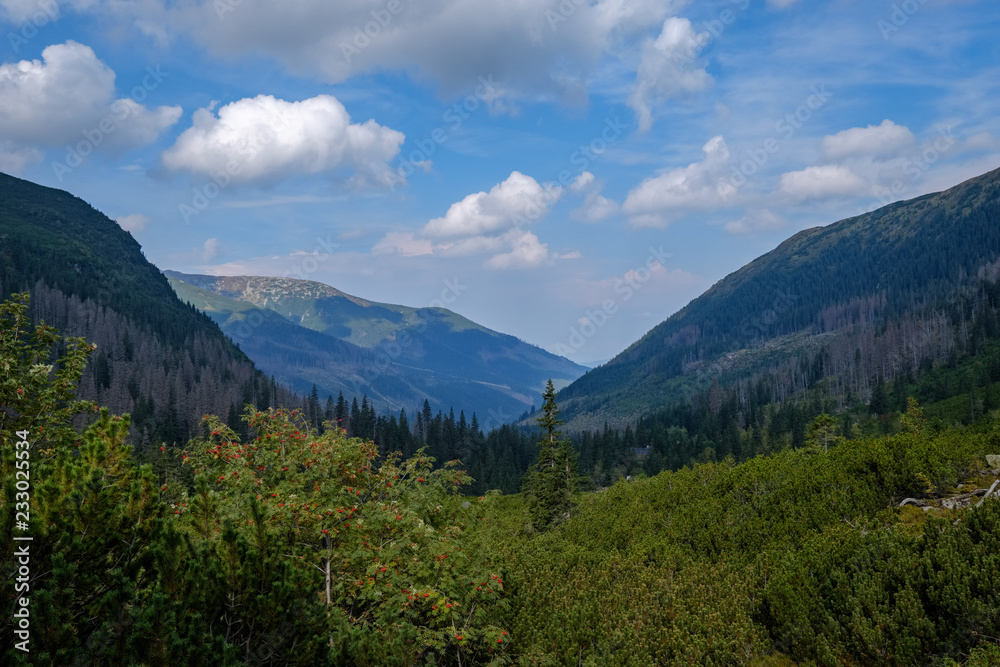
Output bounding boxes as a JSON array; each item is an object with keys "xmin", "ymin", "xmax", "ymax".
[
  {"xmin": 0, "ymin": 171, "xmax": 292, "ymax": 446},
  {"xmin": 558, "ymin": 166, "xmax": 1000, "ymax": 429},
  {"xmin": 165, "ymin": 272, "xmax": 587, "ymax": 424}
]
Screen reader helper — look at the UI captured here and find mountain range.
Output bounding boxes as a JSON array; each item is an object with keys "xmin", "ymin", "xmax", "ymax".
[
  {"xmin": 4, "ymin": 164, "xmax": 1000, "ymax": 448},
  {"xmin": 164, "ymin": 271, "xmax": 587, "ymax": 426}
]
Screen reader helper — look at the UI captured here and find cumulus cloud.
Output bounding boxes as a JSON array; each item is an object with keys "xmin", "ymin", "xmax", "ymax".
[
  {"xmin": 372, "ymin": 232, "xmax": 433, "ymax": 257},
  {"xmin": 0, "ymin": 143, "xmax": 41, "ymax": 174},
  {"xmin": 423, "ymin": 171, "xmax": 562, "ymax": 237},
  {"xmin": 161, "ymin": 94, "xmax": 405, "ymax": 187},
  {"xmin": 628, "ymin": 17, "xmax": 712, "ymax": 131},
  {"xmin": 778, "ymin": 165, "xmax": 870, "ymax": 201},
  {"xmin": 568, "ymin": 171, "xmax": 618, "ymax": 222},
  {"xmin": 0, "ymin": 41, "xmax": 181, "ymax": 167},
  {"xmin": 484, "ymin": 229, "xmax": 551, "ymax": 270},
  {"xmin": 65, "ymin": 0, "xmax": 685, "ymax": 112},
  {"xmin": 116, "ymin": 213, "xmax": 150, "ymax": 233},
  {"xmin": 622, "ymin": 135, "xmax": 731, "ymax": 226},
  {"xmin": 374, "ymin": 171, "xmax": 570, "ymax": 269},
  {"xmin": 573, "ymin": 191, "xmax": 619, "ymax": 222},
  {"xmin": 0, "ymin": 0, "xmax": 91, "ymax": 24},
  {"xmin": 570, "ymin": 171, "xmax": 596, "ymax": 193},
  {"xmin": 201, "ymin": 237, "xmax": 221, "ymax": 261},
  {"xmin": 821, "ymin": 119, "xmax": 916, "ymax": 162},
  {"xmin": 963, "ymin": 131, "xmax": 1000, "ymax": 152},
  {"xmin": 724, "ymin": 209, "xmax": 786, "ymax": 235}
]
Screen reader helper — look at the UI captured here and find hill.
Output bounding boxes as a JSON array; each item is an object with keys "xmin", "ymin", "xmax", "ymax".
[
  {"xmin": 558, "ymin": 166, "xmax": 1000, "ymax": 430},
  {"xmin": 0, "ymin": 171, "xmax": 293, "ymax": 446},
  {"xmin": 165, "ymin": 271, "xmax": 587, "ymax": 425}
]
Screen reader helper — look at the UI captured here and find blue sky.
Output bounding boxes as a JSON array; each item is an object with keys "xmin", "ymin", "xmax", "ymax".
[{"xmin": 2, "ymin": 0, "xmax": 998, "ymax": 365}]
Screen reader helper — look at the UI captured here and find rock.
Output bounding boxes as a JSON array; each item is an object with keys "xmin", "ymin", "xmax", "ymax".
[
  {"xmin": 899, "ymin": 498, "xmax": 929, "ymax": 508},
  {"xmin": 986, "ymin": 454, "xmax": 1000, "ymax": 468},
  {"xmin": 977, "ymin": 479, "xmax": 999, "ymax": 507}
]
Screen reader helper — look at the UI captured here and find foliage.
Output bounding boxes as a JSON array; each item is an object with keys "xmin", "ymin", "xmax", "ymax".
[
  {"xmin": 180, "ymin": 408, "xmax": 510, "ymax": 665},
  {"xmin": 1, "ymin": 294, "xmax": 508, "ymax": 665},
  {"xmin": 4, "ymin": 288, "xmax": 1000, "ymax": 666},
  {"xmin": 521, "ymin": 381, "xmax": 578, "ymax": 531}
]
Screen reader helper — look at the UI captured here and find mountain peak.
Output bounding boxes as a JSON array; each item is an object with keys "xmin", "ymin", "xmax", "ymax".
[{"xmin": 162, "ymin": 271, "xmax": 373, "ymax": 310}]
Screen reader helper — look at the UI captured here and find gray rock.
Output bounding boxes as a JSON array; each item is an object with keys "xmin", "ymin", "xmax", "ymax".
[{"xmin": 986, "ymin": 454, "xmax": 1000, "ymax": 468}]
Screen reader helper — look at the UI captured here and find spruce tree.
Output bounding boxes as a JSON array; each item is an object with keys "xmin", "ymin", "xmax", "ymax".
[{"xmin": 522, "ymin": 380, "xmax": 578, "ymax": 531}]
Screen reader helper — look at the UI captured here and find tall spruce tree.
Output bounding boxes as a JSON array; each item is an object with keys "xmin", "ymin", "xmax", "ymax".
[{"xmin": 522, "ymin": 380, "xmax": 578, "ymax": 531}]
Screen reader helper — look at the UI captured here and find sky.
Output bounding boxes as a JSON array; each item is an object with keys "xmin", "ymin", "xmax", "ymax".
[{"xmin": 2, "ymin": 0, "xmax": 999, "ymax": 366}]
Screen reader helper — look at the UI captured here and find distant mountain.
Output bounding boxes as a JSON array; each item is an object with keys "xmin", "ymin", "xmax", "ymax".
[
  {"xmin": 0, "ymin": 172, "xmax": 292, "ymax": 447},
  {"xmin": 558, "ymin": 166, "xmax": 1000, "ymax": 430},
  {"xmin": 165, "ymin": 271, "xmax": 587, "ymax": 426}
]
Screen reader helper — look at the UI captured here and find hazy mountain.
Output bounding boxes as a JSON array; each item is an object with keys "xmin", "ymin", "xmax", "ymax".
[
  {"xmin": 557, "ymin": 166, "xmax": 1000, "ymax": 430},
  {"xmin": 165, "ymin": 271, "xmax": 587, "ymax": 426}
]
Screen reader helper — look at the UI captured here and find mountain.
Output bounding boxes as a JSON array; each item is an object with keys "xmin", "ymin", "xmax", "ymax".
[
  {"xmin": 0, "ymin": 171, "xmax": 294, "ymax": 446},
  {"xmin": 558, "ymin": 166, "xmax": 1000, "ymax": 430},
  {"xmin": 165, "ymin": 271, "xmax": 587, "ymax": 425}
]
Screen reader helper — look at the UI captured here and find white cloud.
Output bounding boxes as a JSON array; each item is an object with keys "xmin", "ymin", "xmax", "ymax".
[
  {"xmin": 821, "ymin": 119, "xmax": 916, "ymax": 162},
  {"xmin": 0, "ymin": 41, "xmax": 181, "ymax": 161},
  {"xmin": 372, "ymin": 232, "xmax": 433, "ymax": 257},
  {"xmin": 573, "ymin": 191, "xmax": 619, "ymax": 222},
  {"xmin": 0, "ymin": 142, "xmax": 41, "ymax": 174},
  {"xmin": 435, "ymin": 235, "xmax": 506, "ymax": 258},
  {"xmin": 964, "ymin": 131, "xmax": 1000, "ymax": 152},
  {"xmin": 423, "ymin": 171, "xmax": 562, "ymax": 237},
  {"xmin": 778, "ymin": 164, "xmax": 870, "ymax": 201},
  {"xmin": 570, "ymin": 171, "xmax": 595, "ymax": 193},
  {"xmin": 622, "ymin": 135, "xmax": 731, "ymax": 226},
  {"xmin": 116, "ymin": 213, "xmax": 150, "ymax": 233},
  {"xmin": 724, "ymin": 209, "xmax": 786, "ymax": 235},
  {"xmin": 373, "ymin": 171, "xmax": 571, "ymax": 269},
  {"xmin": 0, "ymin": 0, "xmax": 74, "ymax": 23},
  {"xmin": 568, "ymin": 171, "xmax": 618, "ymax": 222},
  {"xmin": 68, "ymin": 0, "xmax": 684, "ymax": 112},
  {"xmin": 628, "ymin": 17, "xmax": 712, "ymax": 132},
  {"xmin": 484, "ymin": 229, "xmax": 550, "ymax": 270},
  {"xmin": 161, "ymin": 94, "xmax": 405, "ymax": 187},
  {"xmin": 201, "ymin": 237, "xmax": 221, "ymax": 261}
]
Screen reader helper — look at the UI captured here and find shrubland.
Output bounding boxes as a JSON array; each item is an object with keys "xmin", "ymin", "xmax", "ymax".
[{"xmin": 3, "ymin": 293, "xmax": 1000, "ymax": 665}]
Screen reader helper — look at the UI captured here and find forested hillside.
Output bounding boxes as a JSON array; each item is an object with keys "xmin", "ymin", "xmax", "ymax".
[
  {"xmin": 559, "ymin": 167, "xmax": 1000, "ymax": 430},
  {"xmin": 166, "ymin": 271, "xmax": 586, "ymax": 422},
  {"xmin": 0, "ymin": 172, "xmax": 295, "ymax": 447}
]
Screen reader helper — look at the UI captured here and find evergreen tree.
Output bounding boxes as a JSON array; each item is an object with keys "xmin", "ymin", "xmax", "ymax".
[{"xmin": 522, "ymin": 380, "xmax": 578, "ymax": 531}]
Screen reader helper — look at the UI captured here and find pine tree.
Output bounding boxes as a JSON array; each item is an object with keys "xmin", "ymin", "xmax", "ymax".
[{"xmin": 522, "ymin": 380, "xmax": 578, "ymax": 531}]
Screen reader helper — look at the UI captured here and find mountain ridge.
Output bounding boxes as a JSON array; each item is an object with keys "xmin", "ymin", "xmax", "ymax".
[
  {"xmin": 557, "ymin": 166, "xmax": 1000, "ymax": 430},
  {"xmin": 165, "ymin": 270, "xmax": 586, "ymax": 424}
]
